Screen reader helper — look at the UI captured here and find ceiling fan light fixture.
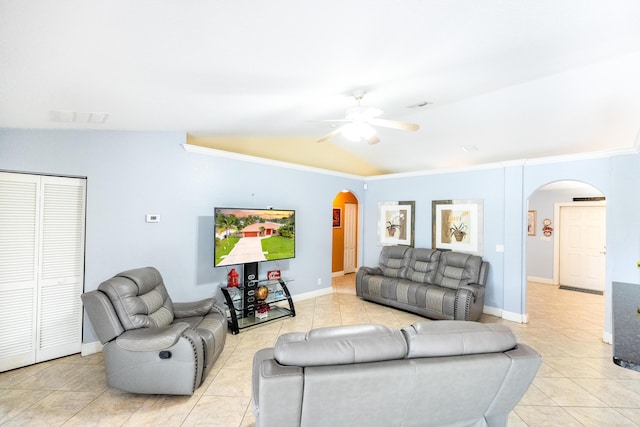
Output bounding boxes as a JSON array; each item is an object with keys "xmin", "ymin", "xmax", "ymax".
[
  {"xmin": 315, "ymin": 91, "xmax": 418, "ymax": 144},
  {"xmin": 346, "ymin": 106, "xmax": 383, "ymax": 121},
  {"xmin": 341, "ymin": 122, "xmax": 376, "ymax": 142}
]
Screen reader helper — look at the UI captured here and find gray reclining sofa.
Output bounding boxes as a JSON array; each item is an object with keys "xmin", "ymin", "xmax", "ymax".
[
  {"xmin": 253, "ymin": 321, "xmax": 540, "ymax": 427},
  {"xmin": 82, "ymin": 267, "xmax": 227, "ymax": 395},
  {"xmin": 356, "ymin": 246, "xmax": 488, "ymax": 321}
]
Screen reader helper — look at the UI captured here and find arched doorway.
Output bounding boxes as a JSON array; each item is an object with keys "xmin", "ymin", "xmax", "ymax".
[
  {"xmin": 331, "ymin": 191, "xmax": 359, "ymax": 287},
  {"xmin": 525, "ymin": 180, "xmax": 606, "ymax": 337}
]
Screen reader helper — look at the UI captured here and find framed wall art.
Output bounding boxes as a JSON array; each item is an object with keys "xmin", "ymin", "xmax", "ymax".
[
  {"xmin": 332, "ymin": 207, "xmax": 341, "ymax": 228},
  {"xmin": 527, "ymin": 210, "xmax": 536, "ymax": 236},
  {"xmin": 432, "ymin": 199, "xmax": 483, "ymax": 255},
  {"xmin": 378, "ymin": 201, "xmax": 415, "ymax": 247}
]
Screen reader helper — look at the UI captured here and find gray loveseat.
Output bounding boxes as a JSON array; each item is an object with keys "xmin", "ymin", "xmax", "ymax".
[
  {"xmin": 253, "ymin": 321, "xmax": 540, "ymax": 427},
  {"xmin": 81, "ymin": 267, "xmax": 227, "ymax": 395},
  {"xmin": 356, "ymin": 246, "xmax": 488, "ymax": 321}
]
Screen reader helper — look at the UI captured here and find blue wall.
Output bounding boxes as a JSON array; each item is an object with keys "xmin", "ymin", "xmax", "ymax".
[
  {"xmin": 365, "ymin": 154, "xmax": 640, "ymax": 336},
  {"xmin": 1, "ymin": 128, "xmax": 639, "ymax": 342},
  {"xmin": 363, "ymin": 167, "xmax": 506, "ymax": 310},
  {"xmin": 0, "ymin": 129, "xmax": 364, "ymax": 343}
]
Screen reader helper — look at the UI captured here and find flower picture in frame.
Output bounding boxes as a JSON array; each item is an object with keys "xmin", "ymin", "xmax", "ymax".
[
  {"xmin": 432, "ymin": 199, "xmax": 483, "ymax": 255},
  {"xmin": 378, "ymin": 201, "xmax": 415, "ymax": 247}
]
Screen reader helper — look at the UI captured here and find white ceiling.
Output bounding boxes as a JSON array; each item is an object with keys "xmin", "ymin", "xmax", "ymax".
[{"xmin": 2, "ymin": 0, "xmax": 640, "ymax": 174}]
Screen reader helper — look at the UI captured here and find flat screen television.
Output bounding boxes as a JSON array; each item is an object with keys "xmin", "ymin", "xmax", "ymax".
[{"xmin": 214, "ymin": 207, "xmax": 295, "ymax": 267}]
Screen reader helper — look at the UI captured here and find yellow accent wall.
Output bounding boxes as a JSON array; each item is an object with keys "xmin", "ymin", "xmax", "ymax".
[
  {"xmin": 332, "ymin": 191, "xmax": 358, "ymax": 273},
  {"xmin": 187, "ymin": 135, "xmax": 387, "ymax": 176}
]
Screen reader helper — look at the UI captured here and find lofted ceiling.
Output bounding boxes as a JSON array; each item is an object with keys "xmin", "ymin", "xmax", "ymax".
[{"xmin": 1, "ymin": 0, "xmax": 640, "ymax": 176}]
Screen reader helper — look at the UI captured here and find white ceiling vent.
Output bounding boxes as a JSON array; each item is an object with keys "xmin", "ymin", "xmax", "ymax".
[
  {"xmin": 407, "ymin": 101, "xmax": 433, "ymax": 109},
  {"xmin": 49, "ymin": 110, "xmax": 110, "ymax": 124},
  {"xmin": 461, "ymin": 145, "xmax": 479, "ymax": 152}
]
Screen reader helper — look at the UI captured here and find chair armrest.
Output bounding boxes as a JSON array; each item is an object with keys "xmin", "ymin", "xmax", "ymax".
[
  {"xmin": 115, "ymin": 322, "xmax": 190, "ymax": 351},
  {"xmin": 81, "ymin": 290, "xmax": 124, "ymax": 344},
  {"xmin": 173, "ymin": 298, "xmax": 216, "ymax": 318}
]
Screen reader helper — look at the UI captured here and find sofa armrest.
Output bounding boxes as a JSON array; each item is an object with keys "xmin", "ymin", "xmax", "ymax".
[
  {"xmin": 458, "ymin": 283, "xmax": 484, "ymax": 300},
  {"xmin": 455, "ymin": 284, "xmax": 486, "ymax": 320},
  {"xmin": 253, "ymin": 348, "xmax": 303, "ymax": 427},
  {"xmin": 115, "ymin": 322, "xmax": 190, "ymax": 351},
  {"xmin": 356, "ymin": 266, "xmax": 383, "ymax": 296},
  {"xmin": 359, "ymin": 266, "xmax": 382, "ymax": 276},
  {"xmin": 173, "ymin": 298, "xmax": 216, "ymax": 318},
  {"xmin": 486, "ymin": 343, "xmax": 542, "ymax": 419}
]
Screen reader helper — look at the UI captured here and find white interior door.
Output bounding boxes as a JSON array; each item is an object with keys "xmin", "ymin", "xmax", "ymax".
[
  {"xmin": 559, "ymin": 204, "xmax": 606, "ymax": 292},
  {"xmin": 343, "ymin": 203, "xmax": 357, "ymax": 274},
  {"xmin": 0, "ymin": 172, "xmax": 85, "ymax": 372}
]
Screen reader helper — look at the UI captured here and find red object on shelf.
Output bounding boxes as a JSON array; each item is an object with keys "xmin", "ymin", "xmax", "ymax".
[
  {"xmin": 267, "ymin": 270, "xmax": 281, "ymax": 280},
  {"xmin": 227, "ymin": 268, "xmax": 239, "ymax": 287},
  {"xmin": 256, "ymin": 302, "xmax": 271, "ymax": 313}
]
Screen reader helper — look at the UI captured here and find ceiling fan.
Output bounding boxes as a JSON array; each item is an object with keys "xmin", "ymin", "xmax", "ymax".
[{"xmin": 315, "ymin": 91, "xmax": 419, "ymax": 145}]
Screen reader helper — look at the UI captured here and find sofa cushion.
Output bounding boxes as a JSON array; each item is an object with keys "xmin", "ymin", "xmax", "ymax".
[
  {"xmin": 274, "ymin": 324, "xmax": 408, "ymax": 366},
  {"xmin": 98, "ymin": 267, "xmax": 175, "ymax": 330},
  {"xmin": 434, "ymin": 251, "xmax": 483, "ymax": 290},
  {"xmin": 379, "ymin": 246, "xmax": 411, "ymax": 278},
  {"xmin": 402, "ymin": 321, "xmax": 516, "ymax": 358},
  {"xmin": 404, "ymin": 248, "xmax": 440, "ymax": 284}
]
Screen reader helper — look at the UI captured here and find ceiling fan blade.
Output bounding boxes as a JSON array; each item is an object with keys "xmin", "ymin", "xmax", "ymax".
[
  {"xmin": 316, "ymin": 126, "xmax": 344, "ymax": 143},
  {"xmin": 367, "ymin": 135, "xmax": 380, "ymax": 145},
  {"xmin": 307, "ymin": 119, "xmax": 350, "ymax": 123},
  {"xmin": 368, "ymin": 118, "xmax": 419, "ymax": 132}
]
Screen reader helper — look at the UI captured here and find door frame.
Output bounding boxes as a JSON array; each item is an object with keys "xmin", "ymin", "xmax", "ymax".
[
  {"xmin": 343, "ymin": 202, "xmax": 357, "ymax": 274},
  {"xmin": 553, "ymin": 201, "xmax": 606, "ymax": 286}
]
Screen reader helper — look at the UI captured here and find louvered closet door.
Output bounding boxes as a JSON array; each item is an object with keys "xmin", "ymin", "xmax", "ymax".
[
  {"xmin": 0, "ymin": 172, "xmax": 40, "ymax": 371},
  {"xmin": 0, "ymin": 172, "xmax": 86, "ymax": 372},
  {"xmin": 36, "ymin": 176, "xmax": 85, "ymax": 362}
]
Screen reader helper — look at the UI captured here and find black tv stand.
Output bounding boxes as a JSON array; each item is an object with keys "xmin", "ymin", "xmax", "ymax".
[
  {"xmin": 243, "ymin": 261, "xmax": 258, "ymax": 283},
  {"xmin": 219, "ymin": 263, "xmax": 295, "ymax": 334}
]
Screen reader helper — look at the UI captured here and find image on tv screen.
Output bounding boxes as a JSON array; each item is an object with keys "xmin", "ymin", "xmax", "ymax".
[{"xmin": 214, "ymin": 207, "xmax": 295, "ymax": 267}]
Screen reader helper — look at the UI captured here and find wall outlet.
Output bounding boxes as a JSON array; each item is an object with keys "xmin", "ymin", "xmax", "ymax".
[{"xmin": 317, "ymin": 278, "xmax": 322, "ymax": 285}]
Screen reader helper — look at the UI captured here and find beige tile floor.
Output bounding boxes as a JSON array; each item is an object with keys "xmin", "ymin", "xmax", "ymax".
[{"xmin": 2, "ymin": 276, "xmax": 640, "ymax": 426}]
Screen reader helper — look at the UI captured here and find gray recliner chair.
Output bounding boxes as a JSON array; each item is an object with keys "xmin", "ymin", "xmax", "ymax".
[{"xmin": 81, "ymin": 267, "xmax": 227, "ymax": 395}]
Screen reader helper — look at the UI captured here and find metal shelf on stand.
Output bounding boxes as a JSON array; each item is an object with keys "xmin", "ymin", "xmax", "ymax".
[{"xmin": 220, "ymin": 278, "xmax": 295, "ymax": 334}]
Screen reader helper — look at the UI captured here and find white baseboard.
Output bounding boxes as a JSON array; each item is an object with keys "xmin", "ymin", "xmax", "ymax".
[
  {"xmin": 291, "ymin": 286, "xmax": 333, "ymax": 302},
  {"xmin": 332, "ymin": 270, "xmax": 358, "ymax": 278},
  {"xmin": 483, "ymin": 305, "xmax": 502, "ymax": 318},
  {"xmin": 527, "ymin": 276, "xmax": 555, "ymax": 285},
  {"xmin": 484, "ymin": 305, "xmax": 529, "ymax": 324},
  {"xmin": 502, "ymin": 310, "xmax": 529, "ymax": 324},
  {"xmin": 81, "ymin": 340, "xmax": 103, "ymax": 356}
]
